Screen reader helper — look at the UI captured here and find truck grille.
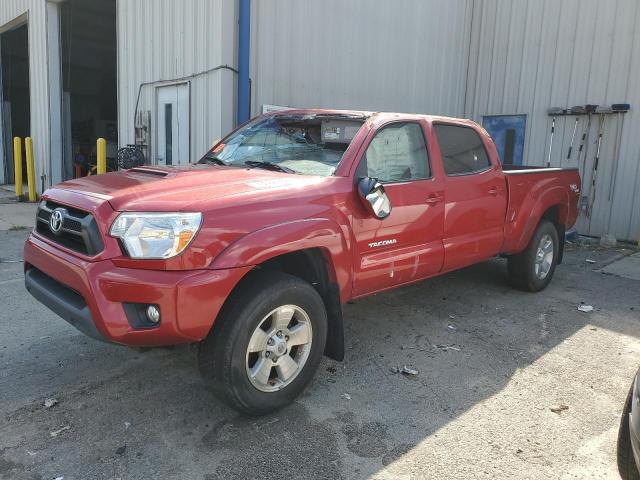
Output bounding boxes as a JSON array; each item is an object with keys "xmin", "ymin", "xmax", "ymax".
[{"xmin": 35, "ymin": 201, "xmax": 104, "ymax": 256}]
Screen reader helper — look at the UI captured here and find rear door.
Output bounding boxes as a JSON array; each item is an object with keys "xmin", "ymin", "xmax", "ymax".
[
  {"xmin": 351, "ymin": 120, "xmax": 445, "ymax": 297},
  {"xmin": 433, "ymin": 123, "xmax": 507, "ymax": 271}
]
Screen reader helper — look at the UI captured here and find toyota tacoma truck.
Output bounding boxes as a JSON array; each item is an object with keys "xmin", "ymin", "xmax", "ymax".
[{"xmin": 24, "ymin": 109, "xmax": 580, "ymax": 415}]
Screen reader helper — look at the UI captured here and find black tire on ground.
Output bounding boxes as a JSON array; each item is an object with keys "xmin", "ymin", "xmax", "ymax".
[
  {"xmin": 507, "ymin": 219, "xmax": 559, "ymax": 292},
  {"xmin": 198, "ymin": 270, "xmax": 328, "ymax": 415},
  {"xmin": 618, "ymin": 381, "xmax": 640, "ymax": 480}
]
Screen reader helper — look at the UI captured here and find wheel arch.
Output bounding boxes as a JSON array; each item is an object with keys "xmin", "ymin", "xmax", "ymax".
[
  {"xmin": 210, "ymin": 219, "xmax": 351, "ymax": 361},
  {"xmin": 504, "ymin": 186, "xmax": 569, "ymax": 255}
]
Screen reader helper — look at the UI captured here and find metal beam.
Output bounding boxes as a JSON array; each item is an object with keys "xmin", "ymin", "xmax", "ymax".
[{"xmin": 236, "ymin": 0, "xmax": 251, "ymax": 125}]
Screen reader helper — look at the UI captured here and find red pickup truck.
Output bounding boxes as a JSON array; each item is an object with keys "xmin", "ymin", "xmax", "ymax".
[{"xmin": 24, "ymin": 109, "xmax": 580, "ymax": 414}]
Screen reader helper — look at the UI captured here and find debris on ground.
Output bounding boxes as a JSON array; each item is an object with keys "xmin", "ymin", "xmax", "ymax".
[
  {"xmin": 116, "ymin": 445, "xmax": 127, "ymax": 455},
  {"xmin": 585, "ymin": 259, "xmax": 596, "ymax": 264},
  {"xmin": 401, "ymin": 365, "xmax": 419, "ymax": 376},
  {"xmin": 50, "ymin": 426, "xmax": 71, "ymax": 437},
  {"xmin": 43, "ymin": 398, "xmax": 58, "ymax": 409},
  {"xmin": 550, "ymin": 404, "xmax": 569, "ymax": 414},
  {"xmin": 577, "ymin": 305, "xmax": 594, "ymax": 313},
  {"xmin": 600, "ymin": 234, "xmax": 617, "ymax": 247},
  {"xmin": 341, "ymin": 393, "xmax": 352, "ymax": 401},
  {"xmin": 53, "ymin": 476, "xmax": 64, "ymax": 480},
  {"xmin": 447, "ymin": 323, "xmax": 458, "ymax": 332},
  {"xmin": 391, "ymin": 365, "xmax": 419, "ymax": 376},
  {"xmin": 435, "ymin": 344, "xmax": 461, "ymax": 352},
  {"xmin": 326, "ymin": 365, "xmax": 337, "ymax": 373},
  {"xmin": 400, "ymin": 345, "xmax": 415, "ymax": 350},
  {"xmin": 124, "ymin": 422, "xmax": 131, "ymax": 430}
]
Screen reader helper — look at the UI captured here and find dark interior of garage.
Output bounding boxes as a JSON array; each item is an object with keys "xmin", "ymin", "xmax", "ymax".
[
  {"xmin": 1, "ymin": 22, "xmax": 30, "ymax": 184},
  {"xmin": 60, "ymin": 0, "xmax": 117, "ymax": 179}
]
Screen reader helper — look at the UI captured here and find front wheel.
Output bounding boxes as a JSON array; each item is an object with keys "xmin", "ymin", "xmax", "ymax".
[
  {"xmin": 198, "ymin": 271, "xmax": 327, "ymax": 415},
  {"xmin": 508, "ymin": 219, "xmax": 559, "ymax": 292}
]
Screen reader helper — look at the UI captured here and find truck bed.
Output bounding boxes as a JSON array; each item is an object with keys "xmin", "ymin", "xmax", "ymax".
[{"xmin": 501, "ymin": 164, "xmax": 581, "ymax": 254}]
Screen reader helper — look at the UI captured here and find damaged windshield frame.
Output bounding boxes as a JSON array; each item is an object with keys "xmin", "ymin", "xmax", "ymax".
[{"xmin": 198, "ymin": 114, "xmax": 367, "ymax": 176}]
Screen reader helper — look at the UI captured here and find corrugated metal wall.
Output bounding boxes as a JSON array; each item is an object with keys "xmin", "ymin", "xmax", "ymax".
[
  {"xmin": 466, "ymin": 0, "xmax": 640, "ymax": 241},
  {"xmin": 249, "ymin": 0, "xmax": 640, "ymax": 241},
  {"xmin": 0, "ymin": 0, "xmax": 50, "ymax": 192},
  {"xmin": 117, "ymin": 0, "xmax": 237, "ymax": 164},
  {"xmin": 250, "ymin": 0, "xmax": 473, "ymax": 117}
]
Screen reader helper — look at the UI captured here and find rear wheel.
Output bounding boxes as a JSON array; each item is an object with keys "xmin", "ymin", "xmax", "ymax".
[
  {"xmin": 508, "ymin": 219, "xmax": 559, "ymax": 292},
  {"xmin": 198, "ymin": 271, "xmax": 327, "ymax": 415},
  {"xmin": 618, "ymin": 380, "xmax": 640, "ymax": 480}
]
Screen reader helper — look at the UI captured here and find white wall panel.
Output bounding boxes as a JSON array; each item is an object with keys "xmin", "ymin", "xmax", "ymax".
[
  {"xmin": 117, "ymin": 0, "xmax": 236, "ymax": 164},
  {"xmin": 250, "ymin": 0, "xmax": 473, "ymax": 117}
]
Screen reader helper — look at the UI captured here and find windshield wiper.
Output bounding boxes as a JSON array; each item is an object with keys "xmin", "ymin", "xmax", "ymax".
[
  {"xmin": 244, "ymin": 160, "xmax": 297, "ymax": 174},
  {"xmin": 202, "ymin": 155, "xmax": 227, "ymax": 166}
]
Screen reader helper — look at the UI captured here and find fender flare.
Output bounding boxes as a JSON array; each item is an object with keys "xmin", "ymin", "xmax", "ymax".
[
  {"xmin": 505, "ymin": 186, "xmax": 569, "ymax": 254},
  {"xmin": 210, "ymin": 218, "xmax": 353, "ymax": 302}
]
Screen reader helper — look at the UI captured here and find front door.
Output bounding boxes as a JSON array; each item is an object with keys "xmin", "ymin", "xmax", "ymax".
[
  {"xmin": 351, "ymin": 121, "xmax": 445, "ymax": 297},
  {"xmin": 156, "ymin": 83, "xmax": 189, "ymax": 165}
]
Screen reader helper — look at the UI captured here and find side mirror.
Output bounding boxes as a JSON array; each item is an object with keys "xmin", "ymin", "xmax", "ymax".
[{"xmin": 357, "ymin": 177, "xmax": 392, "ymax": 219}]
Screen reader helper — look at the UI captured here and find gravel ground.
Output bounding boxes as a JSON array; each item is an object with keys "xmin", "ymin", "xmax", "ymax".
[{"xmin": 1, "ymin": 229, "xmax": 639, "ymax": 480}]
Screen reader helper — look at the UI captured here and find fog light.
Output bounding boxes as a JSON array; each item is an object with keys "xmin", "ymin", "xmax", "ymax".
[{"xmin": 146, "ymin": 305, "xmax": 160, "ymax": 324}]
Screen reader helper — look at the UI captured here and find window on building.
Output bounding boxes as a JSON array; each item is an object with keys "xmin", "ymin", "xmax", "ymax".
[
  {"xmin": 434, "ymin": 124, "xmax": 491, "ymax": 175},
  {"xmin": 358, "ymin": 122, "xmax": 430, "ymax": 183},
  {"xmin": 482, "ymin": 114, "xmax": 526, "ymax": 165}
]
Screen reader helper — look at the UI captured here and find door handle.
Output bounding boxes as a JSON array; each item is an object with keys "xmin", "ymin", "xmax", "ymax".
[
  {"xmin": 488, "ymin": 187, "xmax": 500, "ymax": 196},
  {"xmin": 425, "ymin": 195, "xmax": 442, "ymax": 205}
]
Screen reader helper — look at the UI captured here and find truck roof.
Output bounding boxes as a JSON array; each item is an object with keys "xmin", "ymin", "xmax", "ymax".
[{"xmin": 267, "ymin": 108, "xmax": 479, "ymax": 128}]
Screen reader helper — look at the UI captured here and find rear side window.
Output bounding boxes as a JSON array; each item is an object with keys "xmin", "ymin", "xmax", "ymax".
[
  {"xmin": 434, "ymin": 124, "xmax": 491, "ymax": 176},
  {"xmin": 358, "ymin": 122, "xmax": 430, "ymax": 183}
]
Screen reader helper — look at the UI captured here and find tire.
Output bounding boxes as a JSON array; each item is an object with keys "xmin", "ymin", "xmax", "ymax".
[
  {"xmin": 508, "ymin": 219, "xmax": 559, "ymax": 292},
  {"xmin": 198, "ymin": 271, "xmax": 328, "ymax": 415},
  {"xmin": 618, "ymin": 380, "xmax": 640, "ymax": 480}
]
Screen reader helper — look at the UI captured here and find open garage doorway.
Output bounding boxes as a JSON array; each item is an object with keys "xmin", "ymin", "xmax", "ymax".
[
  {"xmin": 0, "ymin": 21, "xmax": 30, "ymax": 186},
  {"xmin": 60, "ymin": 0, "xmax": 117, "ymax": 179}
]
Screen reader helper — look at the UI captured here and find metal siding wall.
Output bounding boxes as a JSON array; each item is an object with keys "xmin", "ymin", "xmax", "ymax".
[
  {"xmin": 1, "ymin": 0, "xmax": 50, "ymax": 192},
  {"xmin": 117, "ymin": 0, "xmax": 235, "ymax": 164},
  {"xmin": 250, "ymin": 0, "xmax": 473, "ymax": 117},
  {"xmin": 467, "ymin": 0, "xmax": 640, "ymax": 241}
]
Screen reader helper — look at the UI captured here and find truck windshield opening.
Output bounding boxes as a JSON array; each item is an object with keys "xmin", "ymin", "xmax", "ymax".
[{"xmin": 199, "ymin": 115, "xmax": 365, "ymax": 176}]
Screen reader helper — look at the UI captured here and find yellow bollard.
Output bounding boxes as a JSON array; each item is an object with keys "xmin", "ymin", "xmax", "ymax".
[
  {"xmin": 13, "ymin": 137, "xmax": 23, "ymax": 200},
  {"xmin": 25, "ymin": 137, "xmax": 37, "ymax": 202},
  {"xmin": 96, "ymin": 138, "xmax": 106, "ymax": 175}
]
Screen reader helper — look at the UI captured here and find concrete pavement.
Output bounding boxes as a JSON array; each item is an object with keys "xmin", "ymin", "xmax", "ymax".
[{"xmin": 0, "ymin": 188, "xmax": 37, "ymax": 232}]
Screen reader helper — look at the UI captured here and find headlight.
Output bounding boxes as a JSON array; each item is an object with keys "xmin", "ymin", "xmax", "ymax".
[{"xmin": 110, "ymin": 212, "xmax": 202, "ymax": 259}]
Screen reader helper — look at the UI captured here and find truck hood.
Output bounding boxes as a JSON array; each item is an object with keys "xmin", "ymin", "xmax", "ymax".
[{"xmin": 53, "ymin": 165, "xmax": 331, "ymax": 212}]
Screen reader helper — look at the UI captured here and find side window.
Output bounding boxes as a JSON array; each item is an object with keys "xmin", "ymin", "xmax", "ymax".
[
  {"xmin": 359, "ymin": 122, "xmax": 430, "ymax": 183},
  {"xmin": 434, "ymin": 124, "xmax": 492, "ymax": 176}
]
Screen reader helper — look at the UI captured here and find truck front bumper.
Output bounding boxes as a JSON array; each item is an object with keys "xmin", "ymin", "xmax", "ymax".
[{"xmin": 24, "ymin": 233, "xmax": 252, "ymax": 346}]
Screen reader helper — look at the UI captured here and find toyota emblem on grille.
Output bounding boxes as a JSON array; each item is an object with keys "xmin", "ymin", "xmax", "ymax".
[{"xmin": 49, "ymin": 208, "xmax": 65, "ymax": 234}]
